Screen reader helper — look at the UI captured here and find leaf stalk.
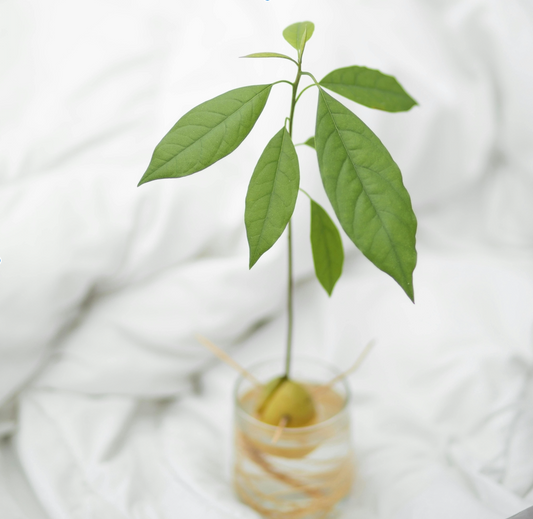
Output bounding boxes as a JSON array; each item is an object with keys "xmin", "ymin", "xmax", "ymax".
[
  {"xmin": 301, "ymin": 71, "xmax": 320, "ymax": 85},
  {"xmin": 295, "ymin": 83, "xmax": 318, "ymax": 105}
]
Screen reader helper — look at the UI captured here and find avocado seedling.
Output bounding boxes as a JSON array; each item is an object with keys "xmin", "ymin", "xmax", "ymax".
[{"xmin": 139, "ymin": 22, "xmax": 417, "ymax": 430}]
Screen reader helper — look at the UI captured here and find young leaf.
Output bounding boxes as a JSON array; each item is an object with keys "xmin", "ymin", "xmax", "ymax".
[
  {"xmin": 315, "ymin": 88, "xmax": 417, "ymax": 301},
  {"xmin": 310, "ymin": 199, "xmax": 344, "ymax": 296},
  {"xmin": 245, "ymin": 128, "xmax": 300, "ymax": 268},
  {"xmin": 241, "ymin": 52, "xmax": 296, "ymax": 63},
  {"xmin": 139, "ymin": 84, "xmax": 272, "ymax": 185},
  {"xmin": 304, "ymin": 137, "xmax": 315, "ymax": 149},
  {"xmin": 320, "ymin": 66, "xmax": 417, "ymax": 112},
  {"xmin": 282, "ymin": 21, "xmax": 315, "ymax": 52}
]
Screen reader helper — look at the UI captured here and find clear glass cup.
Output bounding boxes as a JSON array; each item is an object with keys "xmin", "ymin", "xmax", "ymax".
[{"xmin": 233, "ymin": 358, "xmax": 354, "ymax": 519}]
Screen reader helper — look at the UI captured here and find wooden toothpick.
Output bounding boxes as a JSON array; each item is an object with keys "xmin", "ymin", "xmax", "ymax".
[
  {"xmin": 271, "ymin": 415, "xmax": 289, "ymax": 444},
  {"xmin": 313, "ymin": 339, "xmax": 376, "ymax": 396},
  {"xmin": 195, "ymin": 334, "xmax": 262, "ymax": 387}
]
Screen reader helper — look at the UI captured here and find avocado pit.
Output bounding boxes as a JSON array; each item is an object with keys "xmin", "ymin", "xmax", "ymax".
[{"xmin": 256, "ymin": 376, "xmax": 316, "ymax": 427}]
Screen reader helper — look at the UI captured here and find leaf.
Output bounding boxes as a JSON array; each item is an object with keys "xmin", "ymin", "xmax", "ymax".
[
  {"xmin": 310, "ymin": 199, "xmax": 344, "ymax": 296},
  {"xmin": 241, "ymin": 52, "xmax": 296, "ymax": 63},
  {"xmin": 304, "ymin": 137, "xmax": 315, "ymax": 149},
  {"xmin": 245, "ymin": 128, "xmax": 300, "ymax": 268},
  {"xmin": 139, "ymin": 84, "xmax": 272, "ymax": 185},
  {"xmin": 282, "ymin": 21, "xmax": 315, "ymax": 52},
  {"xmin": 315, "ymin": 88, "xmax": 417, "ymax": 301},
  {"xmin": 320, "ymin": 66, "xmax": 417, "ymax": 112}
]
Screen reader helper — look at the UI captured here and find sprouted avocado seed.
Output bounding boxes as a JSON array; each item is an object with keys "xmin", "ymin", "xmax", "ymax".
[{"xmin": 257, "ymin": 377, "xmax": 316, "ymax": 427}]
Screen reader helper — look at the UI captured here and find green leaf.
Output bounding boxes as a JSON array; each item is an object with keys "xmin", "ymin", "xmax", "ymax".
[
  {"xmin": 282, "ymin": 21, "xmax": 315, "ymax": 52},
  {"xmin": 304, "ymin": 137, "xmax": 315, "ymax": 149},
  {"xmin": 320, "ymin": 66, "xmax": 417, "ymax": 112},
  {"xmin": 245, "ymin": 128, "xmax": 300, "ymax": 268},
  {"xmin": 241, "ymin": 52, "xmax": 296, "ymax": 63},
  {"xmin": 310, "ymin": 199, "xmax": 344, "ymax": 296},
  {"xmin": 139, "ymin": 84, "xmax": 272, "ymax": 185},
  {"xmin": 315, "ymin": 88, "xmax": 417, "ymax": 301}
]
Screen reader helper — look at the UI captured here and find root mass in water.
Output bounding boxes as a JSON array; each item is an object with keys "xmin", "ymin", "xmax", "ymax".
[{"xmin": 235, "ymin": 383, "xmax": 354, "ymax": 519}]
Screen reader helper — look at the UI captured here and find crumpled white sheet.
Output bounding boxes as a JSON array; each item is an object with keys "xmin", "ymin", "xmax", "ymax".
[{"xmin": 1, "ymin": 0, "xmax": 533, "ymax": 518}]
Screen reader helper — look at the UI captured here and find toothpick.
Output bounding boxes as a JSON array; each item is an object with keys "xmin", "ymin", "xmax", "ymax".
[
  {"xmin": 327, "ymin": 339, "xmax": 375, "ymax": 387},
  {"xmin": 271, "ymin": 415, "xmax": 289, "ymax": 444},
  {"xmin": 195, "ymin": 334, "xmax": 262, "ymax": 387},
  {"xmin": 313, "ymin": 339, "xmax": 376, "ymax": 396}
]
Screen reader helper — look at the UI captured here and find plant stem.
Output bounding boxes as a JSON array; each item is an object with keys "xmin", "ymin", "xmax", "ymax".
[
  {"xmin": 285, "ymin": 219, "xmax": 294, "ymax": 378},
  {"xmin": 284, "ymin": 59, "xmax": 302, "ymax": 379},
  {"xmin": 288, "ymin": 63, "xmax": 301, "ymax": 137},
  {"xmin": 294, "ymin": 83, "xmax": 317, "ymax": 105}
]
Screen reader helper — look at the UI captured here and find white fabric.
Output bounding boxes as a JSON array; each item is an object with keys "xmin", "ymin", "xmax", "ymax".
[{"xmin": 1, "ymin": 0, "xmax": 533, "ymax": 518}]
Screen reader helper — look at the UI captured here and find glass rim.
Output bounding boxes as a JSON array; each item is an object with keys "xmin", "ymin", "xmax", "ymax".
[{"xmin": 233, "ymin": 356, "xmax": 351, "ymax": 434}]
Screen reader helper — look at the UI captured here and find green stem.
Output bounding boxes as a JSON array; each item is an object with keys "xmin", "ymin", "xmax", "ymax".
[
  {"xmin": 272, "ymin": 79, "xmax": 296, "ymax": 88},
  {"xmin": 285, "ymin": 219, "xmax": 294, "ymax": 378},
  {"xmin": 301, "ymin": 71, "xmax": 320, "ymax": 85},
  {"xmin": 288, "ymin": 65, "xmax": 302, "ymax": 136},
  {"xmin": 299, "ymin": 187, "xmax": 312, "ymax": 200},
  {"xmin": 294, "ymin": 83, "xmax": 318, "ymax": 105},
  {"xmin": 284, "ymin": 59, "xmax": 302, "ymax": 379}
]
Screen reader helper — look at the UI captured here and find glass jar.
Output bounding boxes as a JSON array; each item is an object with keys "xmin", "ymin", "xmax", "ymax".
[{"xmin": 233, "ymin": 358, "xmax": 354, "ymax": 519}]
